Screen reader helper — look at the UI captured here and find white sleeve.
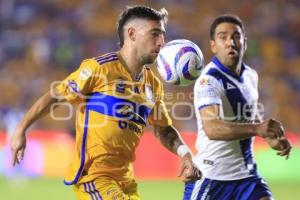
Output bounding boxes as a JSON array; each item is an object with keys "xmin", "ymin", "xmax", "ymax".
[{"xmin": 194, "ymin": 75, "xmax": 223, "ymax": 110}]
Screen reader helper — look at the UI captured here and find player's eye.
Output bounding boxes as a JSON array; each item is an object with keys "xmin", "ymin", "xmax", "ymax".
[
  {"xmin": 152, "ymin": 31, "xmax": 160, "ymax": 37},
  {"xmin": 218, "ymin": 34, "xmax": 227, "ymax": 40},
  {"xmin": 233, "ymin": 34, "xmax": 241, "ymax": 41}
]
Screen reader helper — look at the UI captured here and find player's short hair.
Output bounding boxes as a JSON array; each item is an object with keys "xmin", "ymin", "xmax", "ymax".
[
  {"xmin": 117, "ymin": 5, "xmax": 168, "ymax": 47},
  {"xmin": 210, "ymin": 14, "xmax": 245, "ymax": 40}
]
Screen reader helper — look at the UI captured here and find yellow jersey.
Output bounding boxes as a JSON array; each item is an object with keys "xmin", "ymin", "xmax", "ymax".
[{"xmin": 55, "ymin": 52, "xmax": 172, "ymax": 185}]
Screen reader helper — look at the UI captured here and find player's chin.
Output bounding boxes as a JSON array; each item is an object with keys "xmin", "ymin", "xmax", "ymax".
[
  {"xmin": 225, "ymin": 57, "xmax": 239, "ymax": 67},
  {"xmin": 144, "ymin": 54, "xmax": 157, "ymax": 64}
]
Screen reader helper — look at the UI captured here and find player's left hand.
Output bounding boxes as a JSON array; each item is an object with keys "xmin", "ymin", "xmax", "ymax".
[{"xmin": 178, "ymin": 153, "xmax": 202, "ymax": 182}]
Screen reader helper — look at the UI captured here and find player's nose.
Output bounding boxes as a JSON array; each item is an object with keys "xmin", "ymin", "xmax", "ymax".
[{"xmin": 157, "ymin": 35, "xmax": 165, "ymax": 48}]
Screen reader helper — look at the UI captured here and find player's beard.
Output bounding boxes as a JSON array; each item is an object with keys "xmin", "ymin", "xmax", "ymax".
[
  {"xmin": 140, "ymin": 53, "xmax": 156, "ymax": 65},
  {"xmin": 225, "ymin": 57, "xmax": 239, "ymax": 68}
]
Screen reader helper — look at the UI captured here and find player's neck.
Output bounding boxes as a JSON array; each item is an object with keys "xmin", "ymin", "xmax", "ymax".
[
  {"xmin": 118, "ymin": 48, "xmax": 144, "ymax": 80},
  {"xmin": 228, "ymin": 64, "xmax": 242, "ymax": 76}
]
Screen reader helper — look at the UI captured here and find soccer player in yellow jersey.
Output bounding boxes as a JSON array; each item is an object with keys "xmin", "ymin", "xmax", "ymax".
[{"xmin": 10, "ymin": 5, "xmax": 202, "ymax": 200}]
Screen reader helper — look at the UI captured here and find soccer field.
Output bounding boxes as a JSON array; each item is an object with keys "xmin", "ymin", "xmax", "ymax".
[{"xmin": 0, "ymin": 177, "xmax": 299, "ymax": 200}]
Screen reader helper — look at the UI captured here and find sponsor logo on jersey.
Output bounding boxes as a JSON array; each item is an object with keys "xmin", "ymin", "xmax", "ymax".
[
  {"xmin": 203, "ymin": 159, "xmax": 214, "ymax": 166},
  {"xmin": 199, "ymin": 78, "xmax": 210, "ymax": 86},
  {"xmin": 117, "ymin": 104, "xmax": 146, "ymax": 125},
  {"xmin": 226, "ymin": 82, "xmax": 236, "ymax": 90},
  {"xmin": 116, "ymin": 79, "xmax": 126, "ymax": 93},
  {"xmin": 118, "ymin": 120, "xmax": 142, "ymax": 135}
]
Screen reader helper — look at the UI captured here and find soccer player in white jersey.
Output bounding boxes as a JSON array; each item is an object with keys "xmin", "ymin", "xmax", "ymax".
[{"xmin": 183, "ymin": 14, "xmax": 292, "ymax": 200}]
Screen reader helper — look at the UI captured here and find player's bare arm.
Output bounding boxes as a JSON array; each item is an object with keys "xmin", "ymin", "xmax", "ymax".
[
  {"xmin": 153, "ymin": 125, "xmax": 202, "ymax": 182},
  {"xmin": 200, "ymin": 105, "xmax": 284, "ymax": 140},
  {"xmin": 10, "ymin": 90, "xmax": 65, "ymax": 166}
]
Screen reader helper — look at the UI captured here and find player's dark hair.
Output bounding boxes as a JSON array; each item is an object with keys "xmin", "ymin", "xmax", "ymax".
[
  {"xmin": 117, "ymin": 5, "xmax": 168, "ymax": 47},
  {"xmin": 210, "ymin": 14, "xmax": 245, "ymax": 40}
]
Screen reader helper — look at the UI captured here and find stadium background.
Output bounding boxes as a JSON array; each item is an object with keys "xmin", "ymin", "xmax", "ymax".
[{"xmin": 0, "ymin": 0, "xmax": 299, "ymax": 199}]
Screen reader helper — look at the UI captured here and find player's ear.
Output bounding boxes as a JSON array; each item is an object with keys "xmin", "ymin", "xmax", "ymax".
[
  {"xmin": 244, "ymin": 36, "xmax": 248, "ymax": 51},
  {"xmin": 127, "ymin": 26, "xmax": 136, "ymax": 42},
  {"xmin": 210, "ymin": 40, "xmax": 217, "ymax": 54}
]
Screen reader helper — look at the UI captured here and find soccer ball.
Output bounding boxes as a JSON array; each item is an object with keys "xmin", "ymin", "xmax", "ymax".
[{"xmin": 156, "ymin": 39, "xmax": 204, "ymax": 86}]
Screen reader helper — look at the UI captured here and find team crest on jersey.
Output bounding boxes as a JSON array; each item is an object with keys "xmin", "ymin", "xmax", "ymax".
[
  {"xmin": 145, "ymin": 85, "xmax": 154, "ymax": 102},
  {"xmin": 79, "ymin": 67, "xmax": 92, "ymax": 80}
]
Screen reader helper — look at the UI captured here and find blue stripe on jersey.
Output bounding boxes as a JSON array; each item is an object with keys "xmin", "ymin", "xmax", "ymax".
[
  {"xmin": 205, "ymin": 68, "xmax": 246, "ymax": 117},
  {"xmin": 95, "ymin": 52, "xmax": 116, "ymax": 61},
  {"xmin": 240, "ymin": 138, "xmax": 257, "ymax": 175},
  {"xmin": 183, "ymin": 179, "xmax": 211, "ymax": 200},
  {"xmin": 91, "ymin": 182, "xmax": 103, "ymax": 200},
  {"xmin": 96, "ymin": 55, "xmax": 118, "ymax": 64},
  {"xmin": 183, "ymin": 181, "xmax": 196, "ymax": 200},
  {"xmin": 212, "ymin": 56, "xmax": 245, "ymax": 82},
  {"xmin": 95, "ymin": 52, "xmax": 118, "ymax": 65},
  {"xmin": 64, "ymin": 109, "xmax": 90, "ymax": 185},
  {"xmin": 84, "ymin": 183, "xmax": 96, "ymax": 200},
  {"xmin": 98, "ymin": 57, "xmax": 118, "ymax": 65},
  {"xmin": 86, "ymin": 92, "xmax": 151, "ymax": 125},
  {"xmin": 96, "ymin": 54, "xmax": 117, "ymax": 62},
  {"xmin": 206, "ymin": 66, "xmax": 257, "ymax": 175}
]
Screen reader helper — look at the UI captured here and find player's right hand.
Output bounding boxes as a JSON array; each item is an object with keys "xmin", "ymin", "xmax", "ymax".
[
  {"xmin": 178, "ymin": 153, "xmax": 202, "ymax": 182},
  {"xmin": 265, "ymin": 137, "xmax": 292, "ymax": 160},
  {"xmin": 258, "ymin": 118, "xmax": 284, "ymax": 139},
  {"xmin": 10, "ymin": 126, "xmax": 27, "ymax": 166}
]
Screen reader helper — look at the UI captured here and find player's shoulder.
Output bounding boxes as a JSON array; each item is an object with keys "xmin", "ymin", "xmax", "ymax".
[
  {"xmin": 244, "ymin": 64, "xmax": 257, "ymax": 75},
  {"xmin": 243, "ymin": 64, "xmax": 258, "ymax": 81},
  {"xmin": 93, "ymin": 52, "xmax": 119, "ymax": 66},
  {"xmin": 197, "ymin": 62, "xmax": 220, "ymax": 82},
  {"xmin": 194, "ymin": 62, "xmax": 223, "ymax": 90},
  {"xmin": 79, "ymin": 52, "xmax": 119, "ymax": 73}
]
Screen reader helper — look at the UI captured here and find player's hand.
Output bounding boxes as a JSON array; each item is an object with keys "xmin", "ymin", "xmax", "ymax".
[
  {"xmin": 177, "ymin": 153, "xmax": 202, "ymax": 182},
  {"xmin": 10, "ymin": 126, "xmax": 27, "ymax": 166},
  {"xmin": 258, "ymin": 118, "xmax": 284, "ymax": 139},
  {"xmin": 265, "ymin": 137, "xmax": 292, "ymax": 160}
]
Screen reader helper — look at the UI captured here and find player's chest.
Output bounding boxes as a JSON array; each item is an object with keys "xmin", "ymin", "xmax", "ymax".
[
  {"xmin": 222, "ymin": 75, "xmax": 258, "ymax": 103},
  {"xmin": 95, "ymin": 75, "xmax": 155, "ymax": 106}
]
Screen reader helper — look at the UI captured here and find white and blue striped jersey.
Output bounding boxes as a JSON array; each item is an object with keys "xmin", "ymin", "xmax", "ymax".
[{"xmin": 193, "ymin": 56, "xmax": 259, "ymax": 180}]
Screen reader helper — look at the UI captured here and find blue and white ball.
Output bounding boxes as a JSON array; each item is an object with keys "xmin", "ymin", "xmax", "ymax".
[{"xmin": 157, "ymin": 39, "xmax": 204, "ymax": 86}]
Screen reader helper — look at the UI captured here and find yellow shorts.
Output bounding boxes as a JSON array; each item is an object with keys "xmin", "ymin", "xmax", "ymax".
[{"xmin": 73, "ymin": 176, "xmax": 140, "ymax": 200}]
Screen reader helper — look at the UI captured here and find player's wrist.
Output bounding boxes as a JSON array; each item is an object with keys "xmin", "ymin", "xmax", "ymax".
[{"xmin": 176, "ymin": 145, "xmax": 191, "ymax": 158}]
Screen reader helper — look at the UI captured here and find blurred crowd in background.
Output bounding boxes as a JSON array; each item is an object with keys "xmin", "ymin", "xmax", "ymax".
[{"xmin": 0, "ymin": 0, "xmax": 299, "ymax": 135}]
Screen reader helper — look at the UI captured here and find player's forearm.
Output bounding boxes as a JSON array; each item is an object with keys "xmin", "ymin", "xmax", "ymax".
[
  {"xmin": 203, "ymin": 119, "xmax": 262, "ymax": 140},
  {"xmin": 154, "ymin": 125, "xmax": 187, "ymax": 155},
  {"xmin": 18, "ymin": 91, "xmax": 60, "ymax": 131}
]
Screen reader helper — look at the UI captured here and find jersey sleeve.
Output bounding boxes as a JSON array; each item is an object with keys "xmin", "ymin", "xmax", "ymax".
[
  {"xmin": 194, "ymin": 75, "xmax": 223, "ymax": 110},
  {"xmin": 55, "ymin": 59, "xmax": 102, "ymax": 104},
  {"xmin": 148, "ymin": 80, "xmax": 172, "ymax": 127}
]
